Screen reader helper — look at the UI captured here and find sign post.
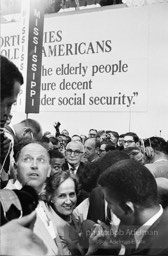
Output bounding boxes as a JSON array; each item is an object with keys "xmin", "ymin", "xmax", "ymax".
[{"xmin": 20, "ymin": 0, "xmax": 44, "ymax": 114}]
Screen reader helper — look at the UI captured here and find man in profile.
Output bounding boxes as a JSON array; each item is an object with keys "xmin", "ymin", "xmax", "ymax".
[
  {"xmin": 84, "ymin": 138, "xmax": 100, "ymax": 163},
  {"xmin": 0, "ymin": 55, "xmax": 47, "ymax": 255},
  {"xmin": 92, "ymin": 159, "xmax": 168, "ymax": 255},
  {"xmin": 0, "ymin": 55, "xmax": 23, "ymax": 187}
]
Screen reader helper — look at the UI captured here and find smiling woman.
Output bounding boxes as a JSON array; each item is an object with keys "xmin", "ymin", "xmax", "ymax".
[{"xmin": 44, "ymin": 170, "xmax": 85, "ymax": 255}]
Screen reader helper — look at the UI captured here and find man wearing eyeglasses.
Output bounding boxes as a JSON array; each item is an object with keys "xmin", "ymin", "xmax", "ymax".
[
  {"xmin": 63, "ymin": 141, "xmax": 89, "ymax": 205},
  {"xmin": 63, "ymin": 141, "xmax": 85, "ymax": 176},
  {"xmin": 123, "ymin": 132, "xmax": 140, "ymax": 149}
]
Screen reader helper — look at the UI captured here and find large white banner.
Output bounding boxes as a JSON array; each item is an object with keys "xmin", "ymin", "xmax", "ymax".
[{"xmin": 1, "ymin": 6, "xmax": 148, "ymax": 112}]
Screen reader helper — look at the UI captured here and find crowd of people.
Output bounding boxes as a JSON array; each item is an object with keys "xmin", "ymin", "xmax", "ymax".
[{"xmin": 1, "ymin": 54, "xmax": 168, "ymax": 255}]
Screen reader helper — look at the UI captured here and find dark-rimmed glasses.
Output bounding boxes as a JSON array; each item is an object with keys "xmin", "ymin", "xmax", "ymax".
[
  {"xmin": 123, "ymin": 140, "xmax": 134, "ymax": 144},
  {"xmin": 66, "ymin": 149, "xmax": 83, "ymax": 156}
]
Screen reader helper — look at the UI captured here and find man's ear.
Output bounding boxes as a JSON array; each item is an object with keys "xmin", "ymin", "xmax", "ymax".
[
  {"xmin": 47, "ymin": 165, "xmax": 51, "ymax": 177},
  {"xmin": 136, "ymin": 141, "xmax": 140, "ymax": 148},
  {"xmin": 121, "ymin": 201, "xmax": 135, "ymax": 215}
]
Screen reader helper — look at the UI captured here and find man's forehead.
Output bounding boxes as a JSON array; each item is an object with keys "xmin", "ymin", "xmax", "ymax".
[
  {"xmin": 86, "ymin": 139, "xmax": 95, "ymax": 147},
  {"xmin": 67, "ymin": 141, "xmax": 83, "ymax": 150},
  {"xmin": 124, "ymin": 135, "xmax": 133, "ymax": 140},
  {"xmin": 90, "ymin": 130, "xmax": 96, "ymax": 134},
  {"xmin": 20, "ymin": 143, "xmax": 48, "ymax": 155},
  {"xmin": 51, "ymin": 158, "xmax": 65, "ymax": 165}
]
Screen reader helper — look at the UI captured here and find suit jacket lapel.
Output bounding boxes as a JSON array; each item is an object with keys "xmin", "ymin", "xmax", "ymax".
[
  {"xmin": 45, "ymin": 204, "xmax": 65, "ymax": 255},
  {"xmin": 34, "ymin": 205, "xmax": 59, "ymax": 255},
  {"xmin": 133, "ymin": 215, "xmax": 162, "ymax": 254}
]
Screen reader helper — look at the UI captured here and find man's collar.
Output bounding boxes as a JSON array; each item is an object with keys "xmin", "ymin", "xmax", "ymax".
[
  {"xmin": 134, "ymin": 204, "xmax": 163, "ymax": 249},
  {"xmin": 67, "ymin": 163, "xmax": 80, "ymax": 170},
  {"xmin": 5, "ymin": 179, "xmax": 22, "ymax": 190}
]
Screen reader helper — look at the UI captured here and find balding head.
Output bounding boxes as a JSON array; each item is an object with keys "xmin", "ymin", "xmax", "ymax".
[
  {"xmin": 84, "ymin": 138, "xmax": 100, "ymax": 162},
  {"xmin": 65, "ymin": 141, "xmax": 84, "ymax": 167},
  {"xmin": 16, "ymin": 142, "xmax": 51, "ymax": 193}
]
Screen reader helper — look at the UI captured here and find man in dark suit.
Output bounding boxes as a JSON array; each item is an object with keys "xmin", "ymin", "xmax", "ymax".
[
  {"xmin": 63, "ymin": 140, "xmax": 86, "ymax": 204},
  {"xmin": 84, "ymin": 138, "xmax": 100, "ymax": 163},
  {"xmin": 87, "ymin": 159, "xmax": 168, "ymax": 255},
  {"xmin": 0, "ymin": 55, "xmax": 47, "ymax": 255},
  {"xmin": 63, "ymin": 140, "xmax": 85, "ymax": 176}
]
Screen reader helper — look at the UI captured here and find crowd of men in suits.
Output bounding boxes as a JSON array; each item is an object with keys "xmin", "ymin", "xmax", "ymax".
[{"xmin": 1, "ymin": 54, "xmax": 168, "ymax": 255}]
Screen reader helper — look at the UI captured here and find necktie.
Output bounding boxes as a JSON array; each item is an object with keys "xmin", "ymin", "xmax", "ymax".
[{"xmin": 70, "ymin": 167, "xmax": 75, "ymax": 174}]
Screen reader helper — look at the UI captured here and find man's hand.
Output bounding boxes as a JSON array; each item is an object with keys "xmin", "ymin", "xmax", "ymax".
[
  {"xmin": 53, "ymin": 122, "xmax": 61, "ymax": 130},
  {"xmin": 86, "ymin": 221, "xmax": 120, "ymax": 255},
  {"xmin": 86, "ymin": 224, "xmax": 105, "ymax": 255},
  {"xmin": 0, "ymin": 211, "xmax": 48, "ymax": 256}
]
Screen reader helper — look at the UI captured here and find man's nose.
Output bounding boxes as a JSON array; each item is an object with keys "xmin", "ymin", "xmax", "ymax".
[
  {"xmin": 70, "ymin": 151, "xmax": 75, "ymax": 156},
  {"xmin": 31, "ymin": 159, "xmax": 38, "ymax": 168}
]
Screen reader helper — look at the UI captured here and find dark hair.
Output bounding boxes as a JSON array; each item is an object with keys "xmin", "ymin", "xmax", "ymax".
[
  {"xmin": 95, "ymin": 139, "xmax": 101, "ymax": 149},
  {"xmin": 106, "ymin": 130, "xmax": 119, "ymax": 139},
  {"xmin": 65, "ymin": 135, "xmax": 71, "ymax": 144},
  {"xmin": 124, "ymin": 132, "xmax": 139, "ymax": 143},
  {"xmin": 1, "ymin": 55, "xmax": 23, "ymax": 101},
  {"xmin": 49, "ymin": 149, "xmax": 64, "ymax": 159},
  {"xmin": 96, "ymin": 130, "xmax": 106, "ymax": 137},
  {"xmin": 89, "ymin": 129, "xmax": 97, "ymax": 134},
  {"xmin": 98, "ymin": 159, "xmax": 158, "ymax": 207},
  {"xmin": 19, "ymin": 119, "xmax": 42, "ymax": 140},
  {"xmin": 105, "ymin": 142, "xmax": 116, "ymax": 152},
  {"xmin": 72, "ymin": 134, "xmax": 82, "ymax": 142},
  {"xmin": 119, "ymin": 134, "xmax": 125, "ymax": 138},
  {"xmin": 45, "ymin": 170, "xmax": 79, "ymax": 202},
  {"xmin": 48, "ymin": 136, "xmax": 59, "ymax": 145},
  {"xmin": 80, "ymin": 134, "xmax": 88, "ymax": 143},
  {"xmin": 144, "ymin": 137, "xmax": 168, "ymax": 155},
  {"xmin": 80, "ymin": 150, "xmax": 129, "ymax": 192},
  {"xmin": 59, "ymin": 134, "xmax": 71, "ymax": 145},
  {"xmin": 41, "ymin": 136, "xmax": 50, "ymax": 144}
]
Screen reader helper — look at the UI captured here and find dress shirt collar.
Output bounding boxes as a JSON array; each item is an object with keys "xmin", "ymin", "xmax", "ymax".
[
  {"xmin": 68, "ymin": 163, "xmax": 79, "ymax": 175},
  {"xmin": 134, "ymin": 204, "xmax": 163, "ymax": 249},
  {"xmin": 5, "ymin": 179, "xmax": 22, "ymax": 190}
]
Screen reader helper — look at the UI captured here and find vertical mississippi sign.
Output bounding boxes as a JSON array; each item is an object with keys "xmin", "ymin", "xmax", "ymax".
[{"xmin": 20, "ymin": 0, "xmax": 44, "ymax": 113}]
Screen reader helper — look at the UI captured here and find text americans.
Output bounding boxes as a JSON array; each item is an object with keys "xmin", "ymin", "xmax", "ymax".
[{"xmin": 42, "ymin": 40, "xmax": 112, "ymax": 57}]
